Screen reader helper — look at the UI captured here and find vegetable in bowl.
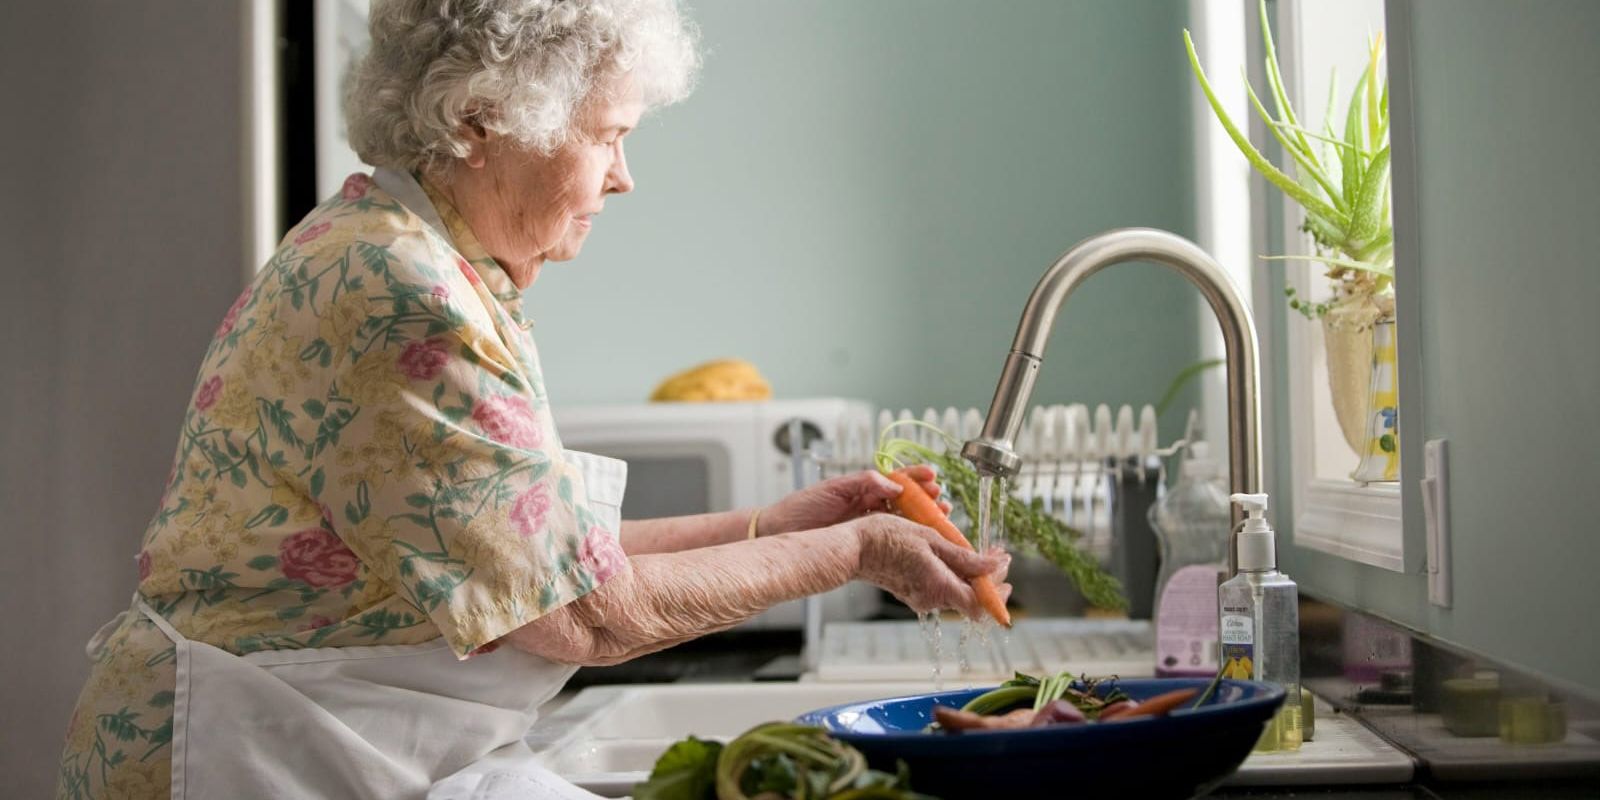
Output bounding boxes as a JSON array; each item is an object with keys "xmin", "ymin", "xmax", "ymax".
[
  {"xmin": 634, "ymin": 722, "xmax": 934, "ymax": 800},
  {"xmin": 794, "ymin": 674, "xmax": 1280, "ymax": 799},
  {"xmin": 927, "ymin": 670, "xmax": 1215, "ymax": 733}
]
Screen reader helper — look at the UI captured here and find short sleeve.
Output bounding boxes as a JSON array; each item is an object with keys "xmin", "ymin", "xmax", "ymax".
[{"xmin": 309, "ymin": 268, "xmax": 622, "ymax": 657}]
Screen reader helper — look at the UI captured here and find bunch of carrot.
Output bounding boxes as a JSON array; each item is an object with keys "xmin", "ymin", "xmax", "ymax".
[
  {"xmin": 874, "ymin": 419, "xmax": 1012, "ymax": 628},
  {"xmin": 881, "ymin": 468, "xmax": 1011, "ymax": 628}
]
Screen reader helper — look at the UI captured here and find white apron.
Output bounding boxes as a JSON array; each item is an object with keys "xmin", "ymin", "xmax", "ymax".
[{"xmin": 129, "ymin": 448, "xmax": 624, "ymax": 800}]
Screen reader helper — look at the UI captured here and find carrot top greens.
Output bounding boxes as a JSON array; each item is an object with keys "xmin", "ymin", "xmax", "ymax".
[{"xmin": 876, "ymin": 420, "xmax": 1125, "ymax": 612}]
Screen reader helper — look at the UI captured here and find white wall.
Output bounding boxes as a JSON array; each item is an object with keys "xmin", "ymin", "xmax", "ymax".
[{"xmin": 0, "ymin": 4, "xmax": 247, "ymax": 795}]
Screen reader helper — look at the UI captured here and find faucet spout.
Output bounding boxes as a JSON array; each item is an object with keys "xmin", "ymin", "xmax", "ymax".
[{"xmin": 961, "ymin": 228, "xmax": 1262, "ymax": 573}]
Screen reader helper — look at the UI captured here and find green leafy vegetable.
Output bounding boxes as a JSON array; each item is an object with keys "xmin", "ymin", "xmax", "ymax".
[
  {"xmin": 876, "ymin": 421, "xmax": 1126, "ymax": 612},
  {"xmin": 1192, "ymin": 667, "xmax": 1227, "ymax": 710},
  {"xmin": 637, "ymin": 723, "xmax": 930, "ymax": 800},
  {"xmin": 956, "ymin": 685, "xmax": 1037, "ymax": 716},
  {"xmin": 953, "ymin": 671, "xmax": 1133, "ymax": 723},
  {"xmin": 633, "ymin": 736, "xmax": 723, "ymax": 800}
]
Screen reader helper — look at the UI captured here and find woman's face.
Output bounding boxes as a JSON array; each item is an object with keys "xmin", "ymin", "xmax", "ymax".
[{"xmin": 447, "ymin": 76, "xmax": 643, "ymax": 287}]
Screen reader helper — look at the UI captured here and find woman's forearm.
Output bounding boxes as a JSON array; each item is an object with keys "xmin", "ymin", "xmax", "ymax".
[
  {"xmin": 618, "ymin": 507, "xmax": 760, "ymax": 555},
  {"xmin": 508, "ymin": 526, "xmax": 857, "ymax": 665}
]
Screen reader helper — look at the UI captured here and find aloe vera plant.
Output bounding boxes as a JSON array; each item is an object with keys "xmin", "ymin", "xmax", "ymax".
[{"xmin": 1186, "ymin": 0, "xmax": 1393, "ymax": 318}]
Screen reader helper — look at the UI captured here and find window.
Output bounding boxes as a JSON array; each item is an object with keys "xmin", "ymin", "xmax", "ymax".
[{"xmin": 1273, "ymin": 0, "xmax": 1405, "ymax": 571}]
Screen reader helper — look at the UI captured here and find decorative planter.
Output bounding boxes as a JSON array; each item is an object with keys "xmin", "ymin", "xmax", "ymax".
[
  {"xmin": 1350, "ymin": 318, "xmax": 1400, "ymax": 483},
  {"xmin": 1324, "ymin": 294, "xmax": 1401, "ymax": 473},
  {"xmin": 1321, "ymin": 313, "xmax": 1375, "ymax": 454}
]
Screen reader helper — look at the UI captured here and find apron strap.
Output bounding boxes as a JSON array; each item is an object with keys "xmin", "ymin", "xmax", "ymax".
[
  {"xmin": 85, "ymin": 610, "xmax": 128, "ymax": 659},
  {"xmin": 135, "ymin": 596, "xmax": 187, "ymax": 645},
  {"xmin": 373, "ymin": 167, "xmax": 451, "ymax": 242}
]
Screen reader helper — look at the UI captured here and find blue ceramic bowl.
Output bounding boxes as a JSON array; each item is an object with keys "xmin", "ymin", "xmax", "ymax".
[{"xmin": 795, "ymin": 678, "xmax": 1284, "ymax": 799}]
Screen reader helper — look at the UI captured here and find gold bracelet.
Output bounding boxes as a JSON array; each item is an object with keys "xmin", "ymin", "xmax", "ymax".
[{"xmin": 746, "ymin": 508, "xmax": 763, "ymax": 540}]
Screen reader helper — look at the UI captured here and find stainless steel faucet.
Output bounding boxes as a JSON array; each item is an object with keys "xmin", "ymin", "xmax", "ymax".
[{"xmin": 960, "ymin": 228, "xmax": 1262, "ymax": 574}]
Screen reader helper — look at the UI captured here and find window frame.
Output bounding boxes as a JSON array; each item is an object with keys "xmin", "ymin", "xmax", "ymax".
[{"xmin": 1268, "ymin": 0, "xmax": 1408, "ymax": 572}]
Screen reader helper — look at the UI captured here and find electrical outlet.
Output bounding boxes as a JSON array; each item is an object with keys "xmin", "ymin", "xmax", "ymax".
[{"xmin": 1422, "ymin": 439, "xmax": 1451, "ymax": 607}]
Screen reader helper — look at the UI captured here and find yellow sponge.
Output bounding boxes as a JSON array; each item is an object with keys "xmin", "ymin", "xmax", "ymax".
[{"xmin": 649, "ymin": 358, "xmax": 772, "ymax": 402}]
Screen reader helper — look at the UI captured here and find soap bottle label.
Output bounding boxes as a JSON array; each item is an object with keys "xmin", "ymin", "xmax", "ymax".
[
  {"xmin": 1221, "ymin": 610, "xmax": 1255, "ymax": 679},
  {"xmin": 1155, "ymin": 565, "xmax": 1221, "ymax": 677}
]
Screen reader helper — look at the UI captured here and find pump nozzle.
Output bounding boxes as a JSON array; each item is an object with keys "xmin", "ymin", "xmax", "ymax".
[
  {"xmin": 1229, "ymin": 492, "xmax": 1276, "ymax": 570},
  {"xmin": 1230, "ymin": 492, "xmax": 1269, "ymax": 516}
]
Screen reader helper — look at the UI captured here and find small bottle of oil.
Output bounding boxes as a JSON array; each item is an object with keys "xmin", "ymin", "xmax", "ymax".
[{"xmin": 1218, "ymin": 493, "xmax": 1302, "ymax": 752}]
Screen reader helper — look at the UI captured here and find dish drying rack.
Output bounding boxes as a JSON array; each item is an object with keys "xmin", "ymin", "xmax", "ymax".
[
  {"xmin": 788, "ymin": 403, "xmax": 1194, "ymax": 677},
  {"xmin": 799, "ymin": 403, "xmax": 1170, "ymax": 566}
]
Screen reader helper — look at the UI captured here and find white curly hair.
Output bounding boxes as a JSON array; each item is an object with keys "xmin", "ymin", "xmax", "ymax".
[{"xmin": 345, "ymin": 0, "xmax": 700, "ymax": 171}]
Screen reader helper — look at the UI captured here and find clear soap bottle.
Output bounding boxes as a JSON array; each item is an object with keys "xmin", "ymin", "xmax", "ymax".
[
  {"xmin": 1218, "ymin": 492, "xmax": 1302, "ymax": 752},
  {"xmin": 1148, "ymin": 441, "xmax": 1231, "ymax": 677}
]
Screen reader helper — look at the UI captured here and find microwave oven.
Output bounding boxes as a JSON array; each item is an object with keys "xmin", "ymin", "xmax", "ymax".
[{"xmin": 552, "ymin": 398, "xmax": 882, "ymax": 629}]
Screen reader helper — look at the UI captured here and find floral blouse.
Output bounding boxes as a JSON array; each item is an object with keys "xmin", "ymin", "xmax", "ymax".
[{"xmin": 56, "ymin": 173, "xmax": 628, "ymax": 799}]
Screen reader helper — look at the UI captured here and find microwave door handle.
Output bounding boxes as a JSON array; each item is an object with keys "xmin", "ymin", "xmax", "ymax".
[{"xmin": 786, "ymin": 417, "xmax": 827, "ymax": 673}]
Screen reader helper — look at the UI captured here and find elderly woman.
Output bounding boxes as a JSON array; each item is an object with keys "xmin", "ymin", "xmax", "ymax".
[{"xmin": 57, "ymin": 1, "xmax": 1008, "ymax": 798}]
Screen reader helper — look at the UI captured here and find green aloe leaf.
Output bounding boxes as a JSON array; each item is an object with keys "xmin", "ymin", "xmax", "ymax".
[
  {"xmin": 1341, "ymin": 63, "xmax": 1371, "ymax": 206},
  {"xmin": 1367, "ymin": 34, "xmax": 1385, "ymax": 149},
  {"xmin": 1273, "ymin": 121, "xmax": 1363, "ymax": 154},
  {"xmin": 1259, "ymin": 0, "xmax": 1317, "ymax": 172},
  {"xmin": 1185, "ymin": 30, "xmax": 1346, "ymax": 228},
  {"xmin": 1349, "ymin": 146, "xmax": 1391, "ymax": 244},
  {"xmin": 1246, "ymin": 79, "xmax": 1345, "ymax": 211}
]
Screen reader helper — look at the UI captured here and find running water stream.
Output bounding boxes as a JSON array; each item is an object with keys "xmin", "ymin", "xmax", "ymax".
[
  {"xmin": 917, "ymin": 611, "xmax": 944, "ymax": 690},
  {"xmin": 914, "ymin": 474, "xmax": 1014, "ymax": 682}
]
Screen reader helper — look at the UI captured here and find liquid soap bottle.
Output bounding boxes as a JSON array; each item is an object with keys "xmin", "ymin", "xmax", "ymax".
[
  {"xmin": 1218, "ymin": 492, "xmax": 1302, "ymax": 752},
  {"xmin": 1149, "ymin": 441, "xmax": 1230, "ymax": 677}
]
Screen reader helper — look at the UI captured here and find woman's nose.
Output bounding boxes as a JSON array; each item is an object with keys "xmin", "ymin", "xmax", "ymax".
[{"xmin": 607, "ymin": 145, "xmax": 634, "ymax": 195}]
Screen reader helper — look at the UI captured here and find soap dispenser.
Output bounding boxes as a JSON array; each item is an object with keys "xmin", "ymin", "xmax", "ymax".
[
  {"xmin": 1218, "ymin": 492, "xmax": 1302, "ymax": 752},
  {"xmin": 1148, "ymin": 441, "xmax": 1231, "ymax": 677}
]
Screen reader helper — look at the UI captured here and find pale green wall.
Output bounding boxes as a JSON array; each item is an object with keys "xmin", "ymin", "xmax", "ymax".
[
  {"xmin": 1276, "ymin": 0, "xmax": 1600, "ymax": 695},
  {"xmin": 526, "ymin": 0, "xmax": 1202, "ymax": 423}
]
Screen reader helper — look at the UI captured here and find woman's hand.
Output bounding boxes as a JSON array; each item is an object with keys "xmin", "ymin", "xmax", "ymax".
[
  {"xmin": 848, "ymin": 513, "xmax": 1011, "ymax": 619},
  {"xmin": 757, "ymin": 466, "xmax": 950, "ymax": 536}
]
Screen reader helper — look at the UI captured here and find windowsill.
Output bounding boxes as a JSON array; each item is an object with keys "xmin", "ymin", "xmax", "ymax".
[{"xmin": 1293, "ymin": 478, "xmax": 1405, "ymax": 571}]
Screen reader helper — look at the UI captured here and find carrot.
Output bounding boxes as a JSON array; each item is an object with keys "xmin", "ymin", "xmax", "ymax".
[
  {"xmin": 885, "ymin": 469, "xmax": 1012, "ymax": 628},
  {"xmin": 1099, "ymin": 688, "xmax": 1200, "ymax": 721}
]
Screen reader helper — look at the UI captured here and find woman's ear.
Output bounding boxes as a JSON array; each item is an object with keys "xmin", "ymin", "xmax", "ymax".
[{"xmin": 458, "ymin": 111, "xmax": 491, "ymax": 169}]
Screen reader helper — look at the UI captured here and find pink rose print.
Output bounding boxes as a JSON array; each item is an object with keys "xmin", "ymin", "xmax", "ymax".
[
  {"xmin": 457, "ymin": 256, "xmax": 482, "ymax": 287},
  {"xmin": 137, "ymin": 550, "xmax": 152, "ymax": 581},
  {"xmin": 278, "ymin": 528, "xmax": 360, "ymax": 588},
  {"xmin": 297, "ymin": 615, "xmax": 337, "ymax": 632},
  {"xmin": 397, "ymin": 338, "xmax": 452, "ymax": 381},
  {"xmin": 341, "ymin": 173, "xmax": 372, "ymax": 201},
  {"xmin": 216, "ymin": 286, "xmax": 252, "ymax": 338},
  {"xmin": 509, "ymin": 484, "xmax": 551, "ymax": 539},
  {"xmin": 195, "ymin": 375, "xmax": 223, "ymax": 411},
  {"xmin": 429, "ymin": 283, "xmax": 450, "ymax": 300},
  {"xmin": 294, "ymin": 221, "xmax": 332, "ymax": 245},
  {"xmin": 470, "ymin": 395, "xmax": 541, "ymax": 449},
  {"xmin": 578, "ymin": 526, "xmax": 627, "ymax": 584}
]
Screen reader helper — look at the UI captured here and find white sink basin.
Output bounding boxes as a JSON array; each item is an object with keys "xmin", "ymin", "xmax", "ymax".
[{"xmin": 527, "ymin": 681, "xmax": 947, "ymax": 797}]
